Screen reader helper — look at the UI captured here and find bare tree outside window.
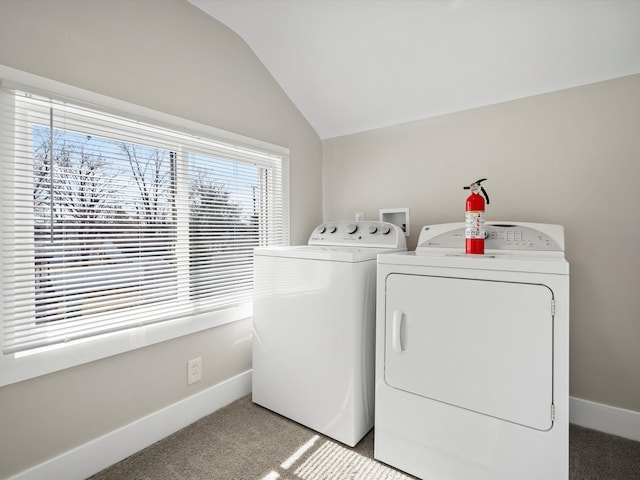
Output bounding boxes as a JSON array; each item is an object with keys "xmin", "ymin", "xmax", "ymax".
[
  {"xmin": 32, "ymin": 126, "xmax": 260, "ymax": 322},
  {"xmin": 188, "ymin": 157, "xmax": 260, "ymax": 300},
  {"xmin": 33, "ymin": 127, "xmax": 176, "ymax": 321}
]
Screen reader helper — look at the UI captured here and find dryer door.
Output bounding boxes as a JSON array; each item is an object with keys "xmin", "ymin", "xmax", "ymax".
[{"xmin": 385, "ymin": 273, "xmax": 554, "ymax": 431}]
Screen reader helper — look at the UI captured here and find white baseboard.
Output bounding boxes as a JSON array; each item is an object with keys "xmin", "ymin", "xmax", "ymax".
[
  {"xmin": 570, "ymin": 396, "xmax": 640, "ymax": 442},
  {"xmin": 9, "ymin": 370, "xmax": 252, "ymax": 480}
]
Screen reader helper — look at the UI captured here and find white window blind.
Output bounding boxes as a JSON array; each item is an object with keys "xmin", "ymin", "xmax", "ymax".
[{"xmin": 0, "ymin": 82, "xmax": 288, "ymax": 355}]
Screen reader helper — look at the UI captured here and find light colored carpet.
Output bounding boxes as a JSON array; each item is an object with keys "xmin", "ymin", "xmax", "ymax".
[{"xmin": 89, "ymin": 395, "xmax": 640, "ymax": 480}]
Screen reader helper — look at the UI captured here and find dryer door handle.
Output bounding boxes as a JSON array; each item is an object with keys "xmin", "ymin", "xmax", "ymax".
[{"xmin": 392, "ymin": 309, "xmax": 404, "ymax": 354}]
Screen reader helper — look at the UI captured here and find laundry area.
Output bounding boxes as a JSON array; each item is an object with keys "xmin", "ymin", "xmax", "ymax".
[
  {"xmin": 252, "ymin": 184, "xmax": 572, "ymax": 478},
  {"xmin": 1, "ymin": 2, "xmax": 639, "ymax": 480}
]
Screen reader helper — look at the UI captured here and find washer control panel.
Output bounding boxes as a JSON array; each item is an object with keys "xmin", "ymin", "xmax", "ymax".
[
  {"xmin": 309, "ymin": 221, "xmax": 406, "ymax": 249},
  {"xmin": 417, "ymin": 222, "xmax": 564, "ymax": 252}
]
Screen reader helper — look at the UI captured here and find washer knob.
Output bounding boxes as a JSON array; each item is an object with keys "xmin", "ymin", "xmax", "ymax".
[
  {"xmin": 380, "ymin": 225, "xmax": 391, "ymax": 235},
  {"xmin": 317, "ymin": 224, "xmax": 327, "ymax": 234},
  {"xmin": 368, "ymin": 225, "xmax": 378, "ymax": 234},
  {"xmin": 346, "ymin": 224, "xmax": 358, "ymax": 234},
  {"xmin": 328, "ymin": 225, "xmax": 337, "ymax": 233}
]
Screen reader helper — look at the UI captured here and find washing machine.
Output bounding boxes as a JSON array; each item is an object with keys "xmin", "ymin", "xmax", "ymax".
[
  {"xmin": 375, "ymin": 222, "xmax": 569, "ymax": 480},
  {"xmin": 253, "ymin": 220, "xmax": 407, "ymax": 447}
]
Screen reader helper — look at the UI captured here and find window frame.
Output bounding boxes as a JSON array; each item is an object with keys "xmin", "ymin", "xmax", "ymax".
[{"xmin": 0, "ymin": 70, "xmax": 289, "ymax": 386}]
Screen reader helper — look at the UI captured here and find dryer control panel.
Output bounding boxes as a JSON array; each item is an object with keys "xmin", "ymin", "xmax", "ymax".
[
  {"xmin": 417, "ymin": 222, "xmax": 564, "ymax": 252},
  {"xmin": 309, "ymin": 221, "xmax": 407, "ymax": 249}
]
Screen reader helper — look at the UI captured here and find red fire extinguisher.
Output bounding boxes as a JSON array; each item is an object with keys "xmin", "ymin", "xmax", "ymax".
[{"xmin": 463, "ymin": 178, "xmax": 490, "ymax": 254}]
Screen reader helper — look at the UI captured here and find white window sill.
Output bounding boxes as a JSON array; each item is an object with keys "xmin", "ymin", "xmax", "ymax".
[{"xmin": 0, "ymin": 302, "xmax": 252, "ymax": 387}]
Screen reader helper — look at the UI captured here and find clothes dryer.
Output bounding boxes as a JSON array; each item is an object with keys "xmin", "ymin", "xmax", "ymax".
[
  {"xmin": 253, "ymin": 221, "xmax": 406, "ymax": 447},
  {"xmin": 375, "ymin": 222, "xmax": 569, "ymax": 480}
]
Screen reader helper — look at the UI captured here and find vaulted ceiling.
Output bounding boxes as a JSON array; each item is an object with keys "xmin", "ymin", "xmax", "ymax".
[{"xmin": 190, "ymin": 0, "xmax": 640, "ymax": 139}]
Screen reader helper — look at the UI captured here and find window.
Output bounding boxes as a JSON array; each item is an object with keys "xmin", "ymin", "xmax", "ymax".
[{"xmin": 0, "ymin": 79, "xmax": 288, "ymax": 385}]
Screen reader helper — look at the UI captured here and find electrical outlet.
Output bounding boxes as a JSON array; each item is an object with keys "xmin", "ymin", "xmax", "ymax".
[{"xmin": 187, "ymin": 357, "xmax": 202, "ymax": 384}]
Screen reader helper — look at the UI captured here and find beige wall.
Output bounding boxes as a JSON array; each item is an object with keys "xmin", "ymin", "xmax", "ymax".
[
  {"xmin": 0, "ymin": 0, "xmax": 638, "ymax": 475},
  {"xmin": 0, "ymin": 0, "xmax": 322, "ymax": 477},
  {"xmin": 323, "ymin": 74, "xmax": 640, "ymax": 414}
]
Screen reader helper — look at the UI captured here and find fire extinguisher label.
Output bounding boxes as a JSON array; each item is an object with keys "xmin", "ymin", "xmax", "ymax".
[{"xmin": 465, "ymin": 211, "xmax": 485, "ymax": 238}]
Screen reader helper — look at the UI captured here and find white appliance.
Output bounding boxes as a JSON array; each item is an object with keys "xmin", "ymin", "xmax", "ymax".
[
  {"xmin": 375, "ymin": 222, "xmax": 569, "ymax": 480},
  {"xmin": 252, "ymin": 220, "xmax": 407, "ymax": 447}
]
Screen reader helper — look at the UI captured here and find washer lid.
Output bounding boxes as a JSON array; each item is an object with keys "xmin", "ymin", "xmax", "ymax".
[{"xmin": 254, "ymin": 245, "xmax": 400, "ymax": 262}]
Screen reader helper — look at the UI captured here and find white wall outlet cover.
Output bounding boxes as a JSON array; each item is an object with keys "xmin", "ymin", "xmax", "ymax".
[{"xmin": 187, "ymin": 357, "xmax": 202, "ymax": 384}]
